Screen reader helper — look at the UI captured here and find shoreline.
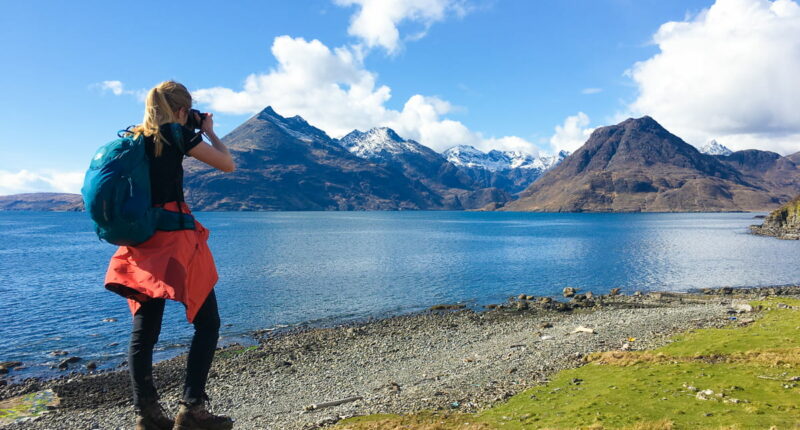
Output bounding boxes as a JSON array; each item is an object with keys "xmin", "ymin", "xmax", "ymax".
[
  {"xmin": 2, "ymin": 286, "xmax": 799, "ymax": 429},
  {"xmin": 5, "ymin": 282, "xmax": 797, "ymax": 383}
]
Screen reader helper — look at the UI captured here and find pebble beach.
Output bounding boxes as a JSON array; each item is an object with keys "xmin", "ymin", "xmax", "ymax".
[{"xmin": 2, "ymin": 287, "xmax": 796, "ymax": 429}]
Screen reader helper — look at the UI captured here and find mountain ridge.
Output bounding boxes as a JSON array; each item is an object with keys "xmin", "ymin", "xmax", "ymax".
[
  {"xmin": 183, "ymin": 107, "xmax": 509, "ymax": 210},
  {"xmin": 502, "ymin": 116, "xmax": 789, "ymax": 212}
]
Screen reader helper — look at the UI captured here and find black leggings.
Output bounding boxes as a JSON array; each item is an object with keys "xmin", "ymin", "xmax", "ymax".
[{"xmin": 129, "ymin": 290, "xmax": 220, "ymax": 407}]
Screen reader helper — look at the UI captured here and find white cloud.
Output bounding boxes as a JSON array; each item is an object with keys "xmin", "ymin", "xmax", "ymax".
[
  {"xmin": 549, "ymin": 112, "xmax": 594, "ymax": 154},
  {"xmin": 333, "ymin": 0, "xmax": 467, "ymax": 53},
  {"xmin": 628, "ymin": 0, "xmax": 800, "ymax": 154},
  {"xmin": 194, "ymin": 36, "xmax": 541, "ymax": 155},
  {"xmin": 581, "ymin": 88, "xmax": 603, "ymax": 95},
  {"xmin": 0, "ymin": 170, "xmax": 83, "ymax": 195},
  {"xmin": 194, "ymin": 36, "xmax": 391, "ymax": 137},
  {"xmin": 93, "ymin": 80, "xmax": 147, "ymax": 101},
  {"xmin": 100, "ymin": 80, "xmax": 125, "ymax": 95}
]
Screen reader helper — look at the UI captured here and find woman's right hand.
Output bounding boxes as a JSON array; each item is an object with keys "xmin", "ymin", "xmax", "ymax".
[{"xmin": 201, "ymin": 112, "xmax": 215, "ymax": 136}]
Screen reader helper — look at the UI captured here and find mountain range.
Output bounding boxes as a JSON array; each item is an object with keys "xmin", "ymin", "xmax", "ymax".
[
  {"xmin": 503, "ymin": 116, "xmax": 800, "ymax": 212},
  {"xmin": 442, "ymin": 146, "xmax": 569, "ymax": 194},
  {"xmin": 2, "ymin": 110, "xmax": 798, "ymax": 213},
  {"xmin": 182, "ymin": 107, "xmax": 521, "ymax": 211}
]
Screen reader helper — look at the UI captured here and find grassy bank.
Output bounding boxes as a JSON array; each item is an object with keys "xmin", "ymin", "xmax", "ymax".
[{"xmin": 337, "ymin": 298, "xmax": 800, "ymax": 429}]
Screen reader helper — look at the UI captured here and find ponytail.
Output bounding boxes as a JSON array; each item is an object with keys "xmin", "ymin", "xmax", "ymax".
[{"xmin": 131, "ymin": 81, "xmax": 192, "ymax": 157}]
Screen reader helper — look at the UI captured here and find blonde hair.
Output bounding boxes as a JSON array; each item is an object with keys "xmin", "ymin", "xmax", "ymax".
[{"xmin": 131, "ymin": 81, "xmax": 192, "ymax": 157}]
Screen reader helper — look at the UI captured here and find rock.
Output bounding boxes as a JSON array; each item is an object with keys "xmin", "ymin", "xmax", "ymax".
[
  {"xmin": 539, "ymin": 322, "xmax": 553, "ymax": 329},
  {"xmin": 86, "ymin": 361, "xmax": 98, "ymax": 371},
  {"xmin": 633, "ymin": 291, "xmax": 642, "ymax": 296},
  {"xmin": 733, "ymin": 303, "xmax": 753, "ymax": 313},
  {"xmin": 585, "ymin": 292, "xmax": 594, "ymax": 300},
  {"xmin": 621, "ymin": 343, "xmax": 631, "ymax": 351},
  {"xmin": 571, "ymin": 326, "xmax": 595, "ymax": 334},
  {"xmin": 572, "ymin": 294, "xmax": 586, "ymax": 301},
  {"xmin": 696, "ymin": 389, "xmax": 715, "ymax": 400},
  {"xmin": 518, "ymin": 294, "xmax": 527, "ymax": 300},
  {"xmin": 609, "ymin": 288, "xmax": 621, "ymax": 296},
  {"xmin": 539, "ymin": 297, "xmax": 553, "ymax": 304},
  {"xmin": 516, "ymin": 301, "xmax": 529, "ymax": 310},
  {"xmin": 429, "ymin": 304, "xmax": 466, "ymax": 311},
  {"xmin": 721, "ymin": 287, "xmax": 733, "ymax": 295},
  {"xmin": 554, "ymin": 302, "xmax": 570, "ymax": 312},
  {"xmin": 0, "ymin": 361, "xmax": 22, "ymax": 369},
  {"xmin": 0, "ymin": 366, "xmax": 7, "ymax": 375},
  {"xmin": 525, "ymin": 295, "xmax": 534, "ymax": 301},
  {"xmin": 58, "ymin": 356, "xmax": 81, "ymax": 370},
  {"xmin": 50, "ymin": 350, "xmax": 69, "ymax": 356},
  {"xmin": 563, "ymin": 287, "xmax": 577, "ymax": 298}
]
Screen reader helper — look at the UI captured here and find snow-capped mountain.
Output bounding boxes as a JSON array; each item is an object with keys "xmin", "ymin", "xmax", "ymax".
[
  {"xmin": 339, "ymin": 127, "xmax": 428, "ymax": 159},
  {"xmin": 336, "ymin": 127, "xmax": 512, "ymax": 205},
  {"xmin": 699, "ymin": 139, "xmax": 733, "ymax": 156},
  {"xmin": 442, "ymin": 145, "xmax": 569, "ymax": 194},
  {"xmin": 443, "ymin": 145, "xmax": 569, "ymax": 172},
  {"xmin": 337, "ymin": 128, "xmax": 568, "ymax": 195}
]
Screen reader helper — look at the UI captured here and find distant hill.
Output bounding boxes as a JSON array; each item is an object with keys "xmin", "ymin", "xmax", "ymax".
[
  {"xmin": 503, "ymin": 116, "xmax": 786, "ymax": 212},
  {"xmin": 0, "ymin": 193, "xmax": 84, "ymax": 211},
  {"xmin": 714, "ymin": 149, "xmax": 800, "ymax": 201},
  {"xmin": 751, "ymin": 195, "xmax": 800, "ymax": 239},
  {"xmin": 184, "ymin": 107, "xmax": 508, "ymax": 210}
]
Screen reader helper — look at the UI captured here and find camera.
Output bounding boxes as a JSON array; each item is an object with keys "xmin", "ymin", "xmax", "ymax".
[{"xmin": 186, "ymin": 108, "xmax": 208, "ymax": 130}]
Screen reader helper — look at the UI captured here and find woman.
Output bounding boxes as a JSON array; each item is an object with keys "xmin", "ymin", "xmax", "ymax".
[{"xmin": 104, "ymin": 81, "xmax": 236, "ymax": 430}]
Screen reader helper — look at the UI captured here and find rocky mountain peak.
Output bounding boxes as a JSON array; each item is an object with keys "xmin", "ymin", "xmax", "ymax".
[
  {"xmin": 699, "ymin": 140, "xmax": 733, "ymax": 156},
  {"xmin": 251, "ymin": 106, "xmax": 331, "ymax": 144},
  {"xmin": 339, "ymin": 127, "xmax": 426, "ymax": 159},
  {"xmin": 503, "ymin": 116, "xmax": 781, "ymax": 212}
]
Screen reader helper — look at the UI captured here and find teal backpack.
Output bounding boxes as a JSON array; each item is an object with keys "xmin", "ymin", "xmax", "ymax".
[{"xmin": 81, "ymin": 129, "xmax": 195, "ymax": 246}]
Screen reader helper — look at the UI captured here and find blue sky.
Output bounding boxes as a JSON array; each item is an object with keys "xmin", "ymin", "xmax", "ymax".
[{"xmin": 2, "ymin": 0, "xmax": 799, "ymax": 195}]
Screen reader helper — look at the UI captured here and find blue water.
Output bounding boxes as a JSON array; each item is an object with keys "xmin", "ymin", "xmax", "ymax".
[{"xmin": 1, "ymin": 211, "xmax": 799, "ymax": 378}]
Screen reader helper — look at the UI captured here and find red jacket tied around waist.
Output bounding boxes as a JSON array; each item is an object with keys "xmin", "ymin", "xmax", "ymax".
[{"xmin": 105, "ymin": 201, "xmax": 218, "ymax": 322}]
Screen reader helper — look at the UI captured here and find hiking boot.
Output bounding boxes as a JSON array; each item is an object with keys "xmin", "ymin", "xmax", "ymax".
[
  {"xmin": 135, "ymin": 402, "xmax": 174, "ymax": 430},
  {"xmin": 173, "ymin": 401, "xmax": 233, "ymax": 430}
]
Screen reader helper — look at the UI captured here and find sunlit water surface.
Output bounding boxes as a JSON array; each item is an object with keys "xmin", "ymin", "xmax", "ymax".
[{"xmin": 1, "ymin": 211, "xmax": 798, "ymax": 378}]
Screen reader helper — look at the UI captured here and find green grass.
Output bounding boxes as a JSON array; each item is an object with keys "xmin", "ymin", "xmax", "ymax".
[
  {"xmin": 337, "ymin": 298, "xmax": 800, "ymax": 429},
  {"xmin": 656, "ymin": 300, "xmax": 800, "ymax": 357},
  {"xmin": 0, "ymin": 389, "xmax": 58, "ymax": 424}
]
